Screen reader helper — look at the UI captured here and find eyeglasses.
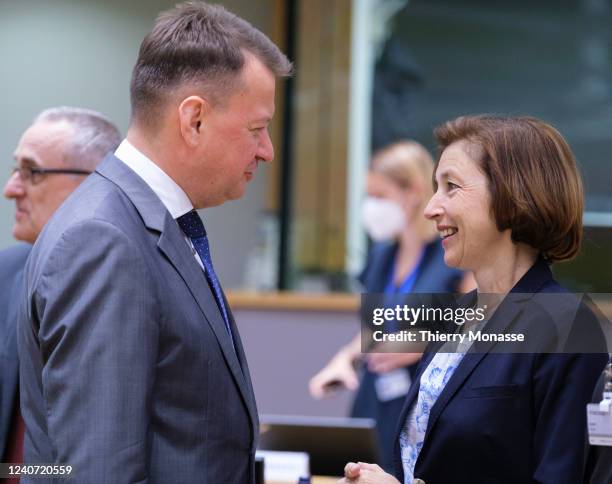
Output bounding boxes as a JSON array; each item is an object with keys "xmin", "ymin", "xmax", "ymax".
[{"xmin": 11, "ymin": 165, "xmax": 92, "ymax": 185}]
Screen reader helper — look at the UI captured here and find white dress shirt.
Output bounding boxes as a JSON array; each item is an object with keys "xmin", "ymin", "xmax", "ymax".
[{"xmin": 114, "ymin": 139, "xmax": 204, "ymax": 270}]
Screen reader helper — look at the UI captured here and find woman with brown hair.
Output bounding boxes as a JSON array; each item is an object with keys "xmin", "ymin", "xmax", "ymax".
[{"xmin": 339, "ymin": 115, "xmax": 607, "ymax": 484}]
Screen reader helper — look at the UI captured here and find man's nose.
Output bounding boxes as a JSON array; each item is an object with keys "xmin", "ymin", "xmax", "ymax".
[
  {"xmin": 3, "ymin": 171, "xmax": 25, "ymax": 200},
  {"xmin": 258, "ymin": 129, "xmax": 274, "ymax": 163}
]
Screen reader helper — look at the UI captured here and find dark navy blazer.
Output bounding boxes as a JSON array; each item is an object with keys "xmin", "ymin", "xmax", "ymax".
[
  {"xmin": 392, "ymin": 258, "xmax": 608, "ymax": 484},
  {"xmin": 0, "ymin": 243, "xmax": 31, "ymax": 458},
  {"xmin": 352, "ymin": 240, "xmax": 462, "ymax": 471}
]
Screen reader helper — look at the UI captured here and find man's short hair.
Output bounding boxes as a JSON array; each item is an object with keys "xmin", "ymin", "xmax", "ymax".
[
  {"xmin": 434, "ymin": 115, "xmax": 584, "ymax": 263},
  {"xmin": 35, "ymin": 107, "xmax": 121, "ymax": 170},
  {"xmin": 130, "ymin": 1, "xmax": 292, "ymax": 129}
]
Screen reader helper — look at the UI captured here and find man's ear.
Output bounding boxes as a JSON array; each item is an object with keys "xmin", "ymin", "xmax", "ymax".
[{"xmin": 178, "ymin": 96, "xmax": 208, "ymax": 147}]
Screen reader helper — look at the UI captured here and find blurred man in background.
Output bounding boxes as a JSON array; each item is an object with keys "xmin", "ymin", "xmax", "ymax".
[{"xmin": 0, "ymin": 107, "xmax": 120, "ymax": 481}]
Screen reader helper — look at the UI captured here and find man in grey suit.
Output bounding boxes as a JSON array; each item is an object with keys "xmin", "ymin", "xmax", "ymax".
[
  {"xmin": 18, "ymin": 2, "xmax": 291, "ymax": 483},
  {"xmin": 0, "ymin": 107, "xmax": 120, "ymax": 470}
]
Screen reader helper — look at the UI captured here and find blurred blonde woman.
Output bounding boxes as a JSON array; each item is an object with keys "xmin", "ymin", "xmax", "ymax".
[{"xmin": 309, "ymin": 140, "xmax": 469, "ymax": 471}]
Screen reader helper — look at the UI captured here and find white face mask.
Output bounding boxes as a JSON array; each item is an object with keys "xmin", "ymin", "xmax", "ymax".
[{"xmin": 361, "ymin": 196, "xmax": 406, "ymax": 242}]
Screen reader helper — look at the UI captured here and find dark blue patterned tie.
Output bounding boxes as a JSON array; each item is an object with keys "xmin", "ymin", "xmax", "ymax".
[{"xmin": 177, "ymin": 210, "xmax": 233, "ymax": 339}]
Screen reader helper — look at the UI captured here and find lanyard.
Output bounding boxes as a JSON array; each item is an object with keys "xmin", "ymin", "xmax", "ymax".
[
  {"xmin": 384, "ymin": 247, "xmax": 426, "ymax": 295},
  {"xmin": 381, "ymin": 248, "xmax": 426, "ymax": 333}
]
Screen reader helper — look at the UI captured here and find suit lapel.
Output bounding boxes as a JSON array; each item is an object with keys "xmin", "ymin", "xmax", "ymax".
[
  {"xmin": 157, "ymin": 220, "xmax": 258, "ymax": 426},
  {"xmin": 225, "ymin": 303, "xmax": 260, "ymax": 443},
  {"xmin": 96, "ymin": 155, "xmax": 258, "ymax": 431},
  {"xmin": 224, "ymin": 294, "xmax": 257, "ymax": 401},
  {"xmin": 422, "ymin": 296, "xmax": 525, "ymax": 442}
]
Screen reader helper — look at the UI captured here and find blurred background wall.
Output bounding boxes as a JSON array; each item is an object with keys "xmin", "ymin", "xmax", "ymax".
[{"xmin": 1, "ymin": 0, "xmax": 611, "ymax": 293}]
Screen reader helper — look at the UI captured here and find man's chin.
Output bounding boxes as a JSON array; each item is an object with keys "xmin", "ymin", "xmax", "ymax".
[
  {"xmin": 228, "ymin": 184, "xmax": 248, "ymax": 201},
  {"xmin": 196, "ymin": 184, "xmax": 247, "ymax": 208},
  {"xmin": 13, "ymin": 224, "xmax": 37, "ymax": 244}
]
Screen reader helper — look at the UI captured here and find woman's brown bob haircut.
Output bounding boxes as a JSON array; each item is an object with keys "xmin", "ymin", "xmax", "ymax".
[{"xmin": 434, "ymin": 115, "xmax": 583, "ymax": 263}]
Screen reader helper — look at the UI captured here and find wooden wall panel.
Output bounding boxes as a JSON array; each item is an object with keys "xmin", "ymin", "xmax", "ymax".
[{"xmin": 292, "ymin": 0, "xmax": 352, "ymax": 275}]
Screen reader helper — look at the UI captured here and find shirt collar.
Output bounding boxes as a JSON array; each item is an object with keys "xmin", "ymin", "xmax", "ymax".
[{"xmin": 114, "ymin": 139, "xmax": 193, "ymax": 219}]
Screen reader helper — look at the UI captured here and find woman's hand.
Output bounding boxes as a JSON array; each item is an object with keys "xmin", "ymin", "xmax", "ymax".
[
  {"xmin": 338, "ymin": 462, "xmax": 401, "ymax": 483},
  {"xmin": 309, "ymin": 346, "xmax": 359, "ymax": 399}
]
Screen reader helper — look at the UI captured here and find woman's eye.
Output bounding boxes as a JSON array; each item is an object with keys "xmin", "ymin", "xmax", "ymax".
[{"xmin": 447, "ymin": 181, "xmax": 459, "ymax": 191}]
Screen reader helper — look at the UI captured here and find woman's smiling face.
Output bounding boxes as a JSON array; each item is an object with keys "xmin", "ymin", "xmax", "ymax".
[{"xmin": 424, "ymin": 140, "xmax": 507, "ymax": 271}]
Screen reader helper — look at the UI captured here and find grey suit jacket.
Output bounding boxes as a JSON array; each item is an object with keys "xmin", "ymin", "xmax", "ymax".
[
  {"xmin": 18, "ymin": 154, "xmax": 259, "ymax": 483},
  {"xmin": 0, "ymin": 243, "xmax": 31, "ymax": 458}
]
